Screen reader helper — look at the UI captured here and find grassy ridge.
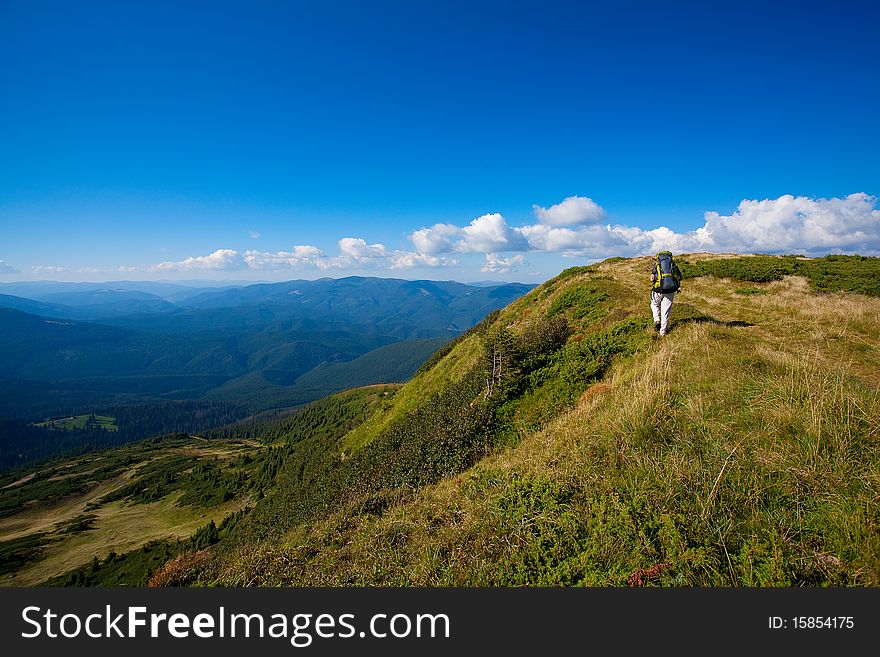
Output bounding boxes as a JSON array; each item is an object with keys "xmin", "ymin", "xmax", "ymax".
[
  {"xmin": 196, "ymin": 266, "xmax": 665, "ymax": 584},
  {"xmin": 197, "ymin": 254, "xmax": 880, "ymax": 586}
]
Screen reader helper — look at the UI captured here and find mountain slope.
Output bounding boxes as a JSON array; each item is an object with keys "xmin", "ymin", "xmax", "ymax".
[
  {"xmin": 196, "ymin": 254, "xmax": 880, "ymax": 587},
  {"xmin": 0, "ymin": 294, "xmax": 83, "ymax": 320},
  {"xmin": 0, "ymin": 290, "xmax": 179, "ymax": 320},
  {"xmin": 0, "ymin": 386, "xmax": 398, "ymax": 586},
  {"xmin": 0, "ymin": 276, "xmax": 532, "ymax": 421},
  {"xmin": 167, "ymin": 277, "xmax": 533, "ymax": 335}
]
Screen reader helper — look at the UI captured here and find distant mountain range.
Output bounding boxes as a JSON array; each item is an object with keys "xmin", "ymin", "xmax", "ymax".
[{"xmin": 0, "ymin": 277, "xmax": 534, "ymax": 422}]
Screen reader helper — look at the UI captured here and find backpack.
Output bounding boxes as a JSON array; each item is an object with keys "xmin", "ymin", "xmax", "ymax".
[{"xmin": 653, "ymin": 251, "xmax": 681, "ymax": 293}]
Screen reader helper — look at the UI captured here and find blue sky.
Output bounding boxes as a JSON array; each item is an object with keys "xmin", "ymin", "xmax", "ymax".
[{"xmin": 1, "ymin": 0, "xmax": 878, "ymax": 283}]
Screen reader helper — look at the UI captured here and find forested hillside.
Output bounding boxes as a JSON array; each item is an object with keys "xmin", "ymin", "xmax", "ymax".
[{"xmin": 0, "ymin": 277, "xmax": 531, "ymax": 468}]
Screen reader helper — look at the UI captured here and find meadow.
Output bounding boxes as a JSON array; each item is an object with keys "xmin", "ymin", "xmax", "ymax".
[{"xmin": 198, "ymin": 254, "xmax": 880, "ymax": 586}]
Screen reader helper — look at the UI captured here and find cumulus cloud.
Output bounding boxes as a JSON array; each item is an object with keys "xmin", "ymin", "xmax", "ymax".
[
  {"xmin": 518, "ymin": 223, "xmax": 633, "ymax": 256},
  {"xmin": 688, "ymin": 193, "xmax": 880, "ymax": 254},
  {"xmin": 460, "ymin": 213, "xmax": 529, "ymax": 252},
  {"xmin": 338, "ymin": 237, "xmax": 389, "ymax": 259},
  {"xmin": 533, "ymin": 196, "xmax": 606, "ymax": 226},
  {"xmin": 411, "ymin": 214, "xmax": 528, "ymax": 254},
  {"xmin": 306, "ymin": 238, "xmax": 391, "ymax": 271},
  {"xmin": 389, "ymin": 252, "xmax": 450, "ymax": 269},
  {"xmin": 149, "ymin": 240, "xmax": 453, "ymax": 274},
  {"xmin": 408, "ymin": 205, "xmax": 627, "ymax": 259},
  {"xmin": 0, "ymin": 260, "xmax": 20, "ymax": 274},
  {"xmin": 245, "ymin": 245, "xmax": 324, "ymax": 270},
  {"xmin": 32, "ymin": 265, "xmax": 69, "ymax": 274},
  {"xmin": 411, "ymin": 223, "xmax": 461, "ymax": 254},
  {"xmin": 144, "ymin": 194, "xmax": 879, "ymax": 277},
  {"xmin": 490, "ymin": 193, "xmax": 879, "ymax": 259},
  {"xmin": 117, "ymin": 266, "xmax": 138, "ymax": 273},
  {"xmin": 581, "ymin": 193, "xmax": 880, "ymax": 258},
  {"xmin": 153, "ymin": 248, "xmax": 248, "ymax": 272},
  {"xmin": 481, "ymin": 254, "xmax": 525, "ymax": 274}
]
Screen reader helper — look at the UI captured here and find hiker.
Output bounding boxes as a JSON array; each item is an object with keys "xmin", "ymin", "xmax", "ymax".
[{"xmin": 649, "ymin": 251, "xmax": 682, "ymax": 336}]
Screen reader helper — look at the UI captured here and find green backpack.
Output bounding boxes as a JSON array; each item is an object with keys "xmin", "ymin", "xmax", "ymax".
[{"xmin": 653, "ymin": 251, "xmax": 681, "ymax": 293}]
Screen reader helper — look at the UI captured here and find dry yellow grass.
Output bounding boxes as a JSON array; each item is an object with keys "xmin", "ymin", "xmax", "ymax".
[
  {"xmin": 2, "ymin": 494, "xmax": 246, "ymax": 586},
  {"xmin": 0, "ymin": 439, "xmax": 259, "ymax": 586},
  {"xmin": 210, "ymin": 255, "xmax": 880, "ymax": 587}
]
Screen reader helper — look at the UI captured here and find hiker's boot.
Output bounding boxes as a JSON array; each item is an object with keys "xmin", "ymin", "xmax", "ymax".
[{"xmin": 654, "ymin": 322, "xmax": 661, "ymax": 332}]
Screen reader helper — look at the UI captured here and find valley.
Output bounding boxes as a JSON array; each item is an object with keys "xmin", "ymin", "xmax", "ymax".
[{"xmin": 0, "ymin": 276, "xmax": 531, "ymax": 469}]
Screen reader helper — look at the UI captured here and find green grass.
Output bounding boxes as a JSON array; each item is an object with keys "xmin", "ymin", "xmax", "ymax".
[
  {"xmin": 196, "ymin": 253, "xmax": 880, "ymax": 587},
  {"xmin": 547, "ymin": 286, "xmax": 609, "ymax": 321},
  {"xmin": 339, "ymin": 332, "xmax": 486, "ymax": 455},
  {"xmin": 0, "ymin": 434, "xmax": 264, "ymax": 585},
  {"xmin": 679, "ymin": 255, "xmax": 800, "ymax": 283},
  {"xmin": 0, "ymin": 534, "xmax": 52, "ymax": 577},
  {"xmin": 43, "ymin": 512, "xmax": 245, "ymax": 586},
  {"xmin": 805, "ymin": 255, "xmax": 880, "ymax": 296},
  {"xmin": 680, "ymin": 254, "xmax": 880, "ymax": 296},
  {"xmin": 35, "ymin": 414, "xmax": 118, "ymax": 432}
]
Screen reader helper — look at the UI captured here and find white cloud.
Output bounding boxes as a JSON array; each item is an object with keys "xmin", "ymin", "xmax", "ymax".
[
  {"xmin": 302, "ymin": 238, "xmax": 391, "ymax": 271},
  {"xmin": 459, "ymin": 213, "xmax": 529, "ymax": 252},
  {"xmin": 533, "ymin": 196, "xmax": 606, "ymax": 226},
  {"xmin": 518, "ymin": 223, "xmax": 631, "ymax": 256},
  {"xmin": 388, "ymin": 252, "xmax": 450, "ymax": 269},
  {"xmin": 481, "ymin": 253, "xmax": 525, "ymax": 274},
  {"xmin": 153, "ymin": 248, "xmax": 248, "ymax": 272},
  {"xmin": 141, "ymin": 193, "xmax": 879, "ymax": 277},
  {"xmin": 338, "ymin": 237, "xmax": 389, "ymax": 259},
  {"xmin": 689, "ymin": 193, "xmax": 880, "ymax": 255},
  {"xmin": 409, "ymin": 213, "xmax": 528, "ymax": 255},
  {"xmin": 522, "ymin": 193, "xmax": 880, "ymax": 259},
  {"xmin": 245, "ymin": 245, "xmax": 324, "ymax": 270},
  {"xmin": 151, "ymin": 240, "xmax": 454, "ymax": 274},
  {"xmin": 411, "ymin": 223, "xmax": 461, "ymax": 254},
  {"xmin": 0, "ymin": 260, "xmax": 20, "ymax": 274},
  {"xmin": 32, "ymin": 265, "xmax": 69, "ymax": 274},
  {"xmin": 584, "ymin": 192, "xmax": 880, "ymax": 258},
  {"xmin": 117, "ymin": 266, "xmax": 138, "ymax": 273},
  {"xmin": 250, "ymin": 231, "xmax": 261, "ymax": 239},
  {"xmin": 408, "ymin": 204, "xmax": 613, "ymax": 260}
]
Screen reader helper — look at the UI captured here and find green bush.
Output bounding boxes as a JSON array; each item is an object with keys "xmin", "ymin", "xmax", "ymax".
[
  {"xmin": 679, "ymin": 256, "xmax": 799, "ymax": 283},
  {"xmin": 805, "ymin": 255, "xmax": 880, "ymax": 296},
  {"xmin": 495, "ymin": 316, "xmax": 649, "ymax": 444},
  {"xmin": 549, "ymin": 265, "xmax": 595, "ymax": 283},
  {"xmin": 414, "ymin": 310, "xmax": 501, "ymax": 377},
  {"xmin": 547, "ymin": 286, "xmax": 609, "ymax": 321},
  {"xmin": 681, "ymin": 255, "xmax": 880, "ymax": 296},
  {"xmin": 0, "ymin": 534, "xmax": 51, "ymax": 577}
]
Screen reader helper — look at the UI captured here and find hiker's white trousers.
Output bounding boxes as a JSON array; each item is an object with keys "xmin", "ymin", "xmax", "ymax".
[{"xmin": 650, "ymin": 291, "xmax": 675, "ymax": 335}]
